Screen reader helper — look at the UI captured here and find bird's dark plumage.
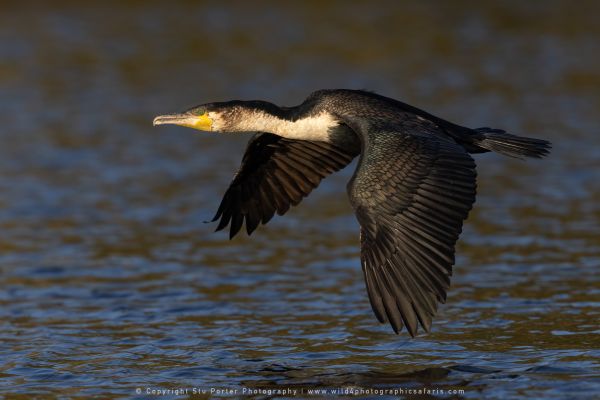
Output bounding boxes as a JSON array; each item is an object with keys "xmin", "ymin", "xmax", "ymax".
[
  {"xmin": 154, "ymin": 89, "xmax": 551, "ymax": 337},
  {"xmin": 347, "ymin": 126, "xmax": 476, "ymax": 336},
  {"xmin": 211, "ymin": 132, "xmax": 358, "ymax": 238}
]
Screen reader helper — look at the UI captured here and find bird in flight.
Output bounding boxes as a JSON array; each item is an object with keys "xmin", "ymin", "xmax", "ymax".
[{"xmin": 153, "ymin": 89, "xmax": 551, "ymax": 337}]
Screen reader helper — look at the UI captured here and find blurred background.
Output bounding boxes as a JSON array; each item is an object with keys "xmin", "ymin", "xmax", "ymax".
[{"xmin": 0, "ymin": 1, "xmax": 598, "ymax": 398}]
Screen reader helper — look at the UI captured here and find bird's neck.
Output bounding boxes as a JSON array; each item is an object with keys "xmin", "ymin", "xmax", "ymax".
[{"xmin": 234, "ymin": 109, "xmax": 340, "ymax": 141}]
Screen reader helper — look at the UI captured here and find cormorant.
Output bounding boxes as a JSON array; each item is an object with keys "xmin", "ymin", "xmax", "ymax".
[{"xmin": 153, "ymin": 89, "xmax": 551, "ymax": 337}]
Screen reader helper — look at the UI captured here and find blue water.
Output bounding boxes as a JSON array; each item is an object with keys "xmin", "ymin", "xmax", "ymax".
[{"xmin": 1, "ymin": 2, "xmax": 599, "ymax": 399}]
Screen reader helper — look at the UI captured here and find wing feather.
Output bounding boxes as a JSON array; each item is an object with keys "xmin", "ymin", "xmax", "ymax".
[
  {"xmin": 348, "ymin": 127, "xmax": 476, "ymax": 337},
  {"xmin": 212, "ymin": 132, "xmax": 358, "ymax": 237}
]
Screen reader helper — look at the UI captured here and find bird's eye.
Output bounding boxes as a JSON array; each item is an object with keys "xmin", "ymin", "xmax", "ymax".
[{"xmin": 186, "ymin": 106, "xmax": 207, "ymax": 116}]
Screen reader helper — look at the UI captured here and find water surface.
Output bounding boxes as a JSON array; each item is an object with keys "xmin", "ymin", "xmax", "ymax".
[{"xmin": 0, "ymin": 2, "xmax": 599, "ymax": 399}]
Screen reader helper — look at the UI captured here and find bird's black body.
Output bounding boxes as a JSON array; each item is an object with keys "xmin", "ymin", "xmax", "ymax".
[{"xmin": 154, "ymin": 89, "xmax": 551, "ymax": 337}]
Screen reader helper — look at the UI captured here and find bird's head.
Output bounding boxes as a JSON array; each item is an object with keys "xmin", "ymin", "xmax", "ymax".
[{"xmin": 153, "ymin": 100, "xmax": 284, "ymax": 133}]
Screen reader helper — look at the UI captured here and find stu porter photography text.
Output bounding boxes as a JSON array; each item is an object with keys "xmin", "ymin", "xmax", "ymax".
[{"xmin": 140, "ymin": 386, "xmax": 466, "ymax": 396}]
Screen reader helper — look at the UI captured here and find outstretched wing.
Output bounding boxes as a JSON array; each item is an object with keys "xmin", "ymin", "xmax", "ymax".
[
  {"xmin": 347, "ymin": 127, "xmax": 477, "ymax": 337},
  {"xmin": 213, "ymin": 132, "xmax": 358, "ymax": 238}
]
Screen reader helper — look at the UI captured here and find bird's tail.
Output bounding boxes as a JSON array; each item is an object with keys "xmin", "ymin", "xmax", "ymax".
[{"xmin": 474, "ymin": 127, "xmax": 552, "ymax": 159}]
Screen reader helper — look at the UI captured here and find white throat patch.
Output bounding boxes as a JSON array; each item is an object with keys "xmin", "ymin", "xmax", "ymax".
[{"xmin": 231, "ymin": 111, "xmax": 340, "ymax": 141}]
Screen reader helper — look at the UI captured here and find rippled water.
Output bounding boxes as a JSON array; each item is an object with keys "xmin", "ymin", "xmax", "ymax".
[{"xmin": 1, "ymin": 2, "xmax": 599, "ymax": 399}]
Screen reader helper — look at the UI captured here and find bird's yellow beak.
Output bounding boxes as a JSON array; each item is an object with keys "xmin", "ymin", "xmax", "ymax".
[{"xmin": 152, "ymin": 112, "xmax": 213, "ymax": 131}]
